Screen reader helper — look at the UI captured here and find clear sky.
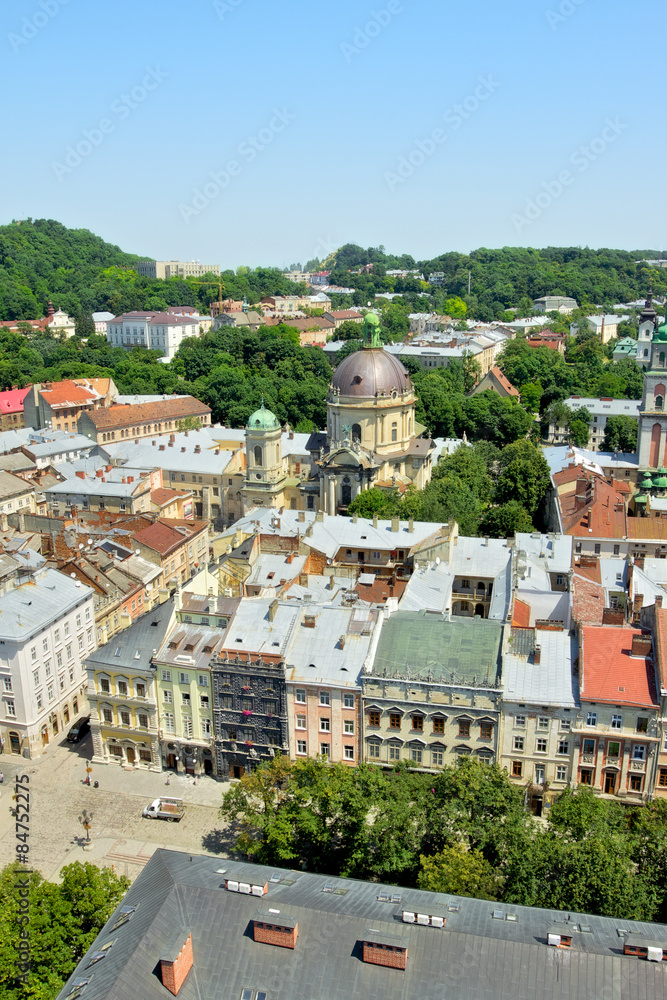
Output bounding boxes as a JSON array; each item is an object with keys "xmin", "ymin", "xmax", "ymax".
[{"xmin": 1, "ymin": 0, "xmax": 663, "ymax": 268}]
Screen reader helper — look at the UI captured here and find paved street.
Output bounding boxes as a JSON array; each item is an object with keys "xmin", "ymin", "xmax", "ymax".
[{"xmin": 0, "ymin": 732, "xmax": 237, "ymax": 883}]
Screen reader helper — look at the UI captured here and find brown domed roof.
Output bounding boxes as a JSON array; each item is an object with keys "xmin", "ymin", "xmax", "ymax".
[{"xmin": 331, "ymin": 348, "xmax": 412, "ymax": 398}]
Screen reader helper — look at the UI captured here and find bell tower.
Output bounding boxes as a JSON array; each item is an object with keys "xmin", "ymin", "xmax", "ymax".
[
  {"xmin": 637, "ymin": 284, "xmax": 658, "ymax": 368},
  {"xmin": 638, "ymin": 315, "xmax": 667, "ymax": 467},
  {"xmin": 241, "ymin": 399, "xmax": 285, "ymax": 511}
]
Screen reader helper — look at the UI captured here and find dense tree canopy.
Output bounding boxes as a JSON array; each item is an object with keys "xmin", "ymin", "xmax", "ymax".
[
  {"xmin": 348, "ymin": 442, "xmax": 547, "ymax": 537},
  {"xmin": 0, "ymin": 860, "xmax": 129, "ymax": 1000},
  {"xmin": 221, "ymin": 760, "xmax": 667, "ymax": 922}
]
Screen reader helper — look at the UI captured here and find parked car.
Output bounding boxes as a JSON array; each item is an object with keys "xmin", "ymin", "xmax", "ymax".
[
  {"xmin": 67, "ymin": 716, "xmax": 90, "ymax": 742},
  {"xmin": 142, "ymin": 797, "xmax": 185, "ymax": 822}
]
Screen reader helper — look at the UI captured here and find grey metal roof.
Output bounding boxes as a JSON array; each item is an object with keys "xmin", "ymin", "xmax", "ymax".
[
  {"xmin": 0, "ymin": 568, "xmax": 94, "ymax": 641},
  {"xmin": 84, "ymin": 601, "xmax": 175, "ymax": 673},
  {"xmin": 503, "ymin": 630, "xmax": 579, "ymax": 707},
  {"xmin": 286, "ymin": 605, "xmax": 378, "ymax": 686},
  {"xmin": 55, "ymin": 851, "xmax": 667, "ymax": 1000}
]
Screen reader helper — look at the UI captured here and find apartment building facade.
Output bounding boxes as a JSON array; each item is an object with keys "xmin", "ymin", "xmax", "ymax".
[
  {"xmin": 132, "ymin": 518, "xmax": 210, "ymax": 590},
  {"xmin": 362, "ymin": 612, "xmax": 503, "ymax": 770},
  {"xmin": 0, "ymin": 565, "xmax": 96, "ymax": 758},
  {"xmin": 78, "ymin": 396, "xmax": 212, "ymax": 444},
  {"xmin": 87, "ymin": 603, "xmax": 174, "ymax": 769}
]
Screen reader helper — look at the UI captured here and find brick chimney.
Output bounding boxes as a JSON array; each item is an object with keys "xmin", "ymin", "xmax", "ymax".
[
  {"xmin": 534, "ymin": 644, "xmax": 541, "ymax": 664},
  {"xmin": 298, "ymin": 511, "xmax": 305, "ymax": 522},
  {"xmin": 105, "ymin": 465, "xmax": 112, "ymax": 473},
  {"xmin": 391, "ymin": 517, "xmax": 399, "ymax": 533},
  {"xmin": 76, "ymin": 470, "xmax": 86, "ymax": 480},
  {"xmin": 361, "ymin": 932, "xmax": 408, "ymax": 970},
  {"xmin": 268, "ymin": 599, "xmax": 279, "ymax": 622},
  {"xmin": 253, "ymin": 914, "xmax": 298, "ymax": 949},
  {"xmin": 160, "ymin": 932, "xmax": 193, "ymax": 996},
  {"xmin": 631, "ymin": 633, "xmax": 652, "ymax": 658},
  {"xmin": 96, "ymin": 469, "xmax": 104, "ymax": 478}
]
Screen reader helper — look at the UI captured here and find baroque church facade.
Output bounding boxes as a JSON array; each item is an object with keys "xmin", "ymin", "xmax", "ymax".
[{"xmin": 240, "ymin": 314, "xmax": 435, "ymax": 515}]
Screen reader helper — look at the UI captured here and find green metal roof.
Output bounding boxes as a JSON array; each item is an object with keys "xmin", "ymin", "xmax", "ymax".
[
  {"xmin": 634, "ymin": 493, "xmax": 648, "ymax": 503},
  {"xmin": 371, "ymin": 612, "xmax": 502, "ymax": 687},
  {"xmin": 246, "ymin": 400, "xmax": 280, "ymax": 431},
  {"xmin": 654, "ymin": 477, "xmax": 667, "ymax": 488}
]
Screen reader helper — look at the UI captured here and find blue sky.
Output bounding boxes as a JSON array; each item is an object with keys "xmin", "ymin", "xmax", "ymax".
[{"xmin": 1, "ymin": 0, "xmax": 663, "ymax": 268}]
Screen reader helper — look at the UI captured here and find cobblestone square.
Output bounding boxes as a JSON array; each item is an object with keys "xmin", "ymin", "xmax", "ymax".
[{"xmin": 0, "ymin": 731, "xmax": 234, "ymax": 882}]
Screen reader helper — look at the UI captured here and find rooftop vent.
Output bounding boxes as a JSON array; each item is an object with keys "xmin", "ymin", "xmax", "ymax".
[
  {"xmin": 225, "ymin": 876, "xmax": 267, "ymax": 896},
  {"xmin": 402, "ymin": 908, "xmax": 447, "ymax": 928}
]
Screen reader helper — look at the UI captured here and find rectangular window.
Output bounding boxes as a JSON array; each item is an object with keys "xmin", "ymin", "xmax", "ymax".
[
  {"xmin": 411, "ymin": 715, "xmax": 423, "ymax": 731},
  {"xmin": 594, "ymin": 543, "xmax": 601, "ymax": 555},
  {"xmin": 297, "ymin": 740, "xmax": 307, "ymax": 755},
  {"xmin": 30, "ymin": 646, "xmax": 37, "ymax": 662},
  {"xmin": 220, "ymin": 694, "xmax": 232, "ymax": 709},
  {"xmin": 161, "ymin": 670, "xmax": 171, "ymax": 681},
  {"xmin": 54, "ymin": 629, "xmax": 60, "ymax": 644},
  {"xmin": 136, "ymin": 683, "xmax": 146, "ymax": 698},
  {"xmin": 630, "ymin": 774, "xmax": 643, "ymax": 792},
  {"xmin": 120, "ymin": 710, "xmax": 130, "ymax": 727},
  {"xmin": 344, "ymin": 745, "xmax": 354, "ymax": 760},
  {"xmin": 179, "ymin": 672, "xmax": 189, "ymax": 685},
  {"xmin": 583, "ymin": 738, "xmax": 596, "ymax": 754},
  {"xmin": 515, "ymin": 715, "xmax": 525, "ymax": 728},
  {"xmin": 296, "ymin": 714, "xmax": 306, "ymax": 729},
  {"xmin": 611, "ymin": 714, "xmax": 622, "ymax": 730},
  {"xmin": 138, "ymin": 713, "xmax": 148, "ymax": 729},
  {"xmin": 560, "ymin": 719, "xmax": 571, "ymax": 732},
  {"xmin": 410, "ymin": 748, "xmax": 422, "ymax": 763},
  {"xmin": 103, "ymin": 708, "xmax": 113, "ymax": 724},
  {"xmin": 32, "ymin": 669, "xmax": 39, "ymax": 686},
  {"xmin": 537, "ymin": 716, "xmax": 549, "ymax": 731},
  {"xmin": 43, "ymin": 637, "xmax": 49, "ymax": 652},
  {"xmin": 164, "ymin": 713, "xmax": 175, "ymax": 733},
  {"xmin": 320, "ymin": 743, "xmax": 330, "ymax": 757},
  {"xmin": 580, "ymin": 768, "xmax": 593, "ymax": 785},
  {"xmin": 512, "ymin": 760, "xmax": 523, "ymax": 778},
  {"xmin": 432, "ymin": 749, "xmax": 444, "ymax": 766},
  {"xmin": 659, "ymin": 769, "xmax": 667, "ymax": 787},
  {"xmin": 343, "ymin": 692, "xmax": 354, "ymax": 708},
  {"xmin": 319, "ymin": 718, "xmax": 330, "ymax": 732},
  {"xmin": 295, "ymin": 689, "xmax": 306, "ymax": 703},
  {"xmin": 633, "ymin": 744, "xmax": 646, "ymax": 761},
  {"xmin": 388, "ymin": 745, "xmax": 400, "ymax": 760},
  {"xmin": 264, "ymin": 700, "xmax": 276, "ymax": 715},
  {"xmin": 183, "ymin": 717, "xmax": 193, "ymax": 739},
  {"xmin": 586, "ymin": 712, "xmax": 597, "ymax": 727},
  {"xmin": 535, "ymin": 765, "xmax": 545, "ymax": 784},
  {"xmin": 182, "ymin": 693, "xmax": 191, "ymax": 706},
  {"xmin": 368, "ymin": 709, "xmax": 380, "ymax": 727},
  {"xmin": 535, "ymin": 739, "xmax": 548, "ymax": 753},
  {"xmin": 556, "ymin": 765, "xmax": 567, "ymax": 781},
  {"xmin": 200, "ymin": 695, "xmax": 209, "ymax": 709},
  {"xmin": 607, "ymin": 741, "xmax": 620, "ymax": 757},
  {"xmin": 319, "ymin": 691, "xmax": 330, "ymax": 706},
  {"xmin": 198, "ymin": 675, "xmax": 209, "ymax": 687},
  {"xmin": 368, "ymin": 743, "xmax": 380, "ymax": 758},
  {"xmin": 432, "ymin": 718, "xmax": 445, "ymax": 735},
  {"xmin": 458, "ymin": 720, "xmax": 470, "ymax": 738},
  {"xmin": 480, "ymin": 721, "xmax": 493, "ymax": 740},
  {"xmin": 64, "ymin": 622, "xmax": 70, "ymax": 637},
  {"xmin": 56, "ymin": 651, "xmax": 63, "ymax": 668},
  {"xmin": 513, "ymin": 736, "xmax": 524, "ymax": 751},
  {"xmin": 47, "ymin": 683, "xmax": 54, "ymax": 701},
  {"xmin": 557, "ymin": 740, "xmax": 569, "ymax": 755},
  {"xmin": 389, "ymin": 713, "xmax": 401, "ymax": 729},
  {"xmin": 636, "ymin": 717, "xmax": 649, "ymax": 733},
  {"xmin": 344, "ymin": 719, "xmax": 354, "ymax": 734},
  {"xmin": 163, "ymin": 690, "xmax": 172, "ymax": 703},
  {"xmin": 117, "ymin": 681, "xmax": 127, "ymax": 696}
]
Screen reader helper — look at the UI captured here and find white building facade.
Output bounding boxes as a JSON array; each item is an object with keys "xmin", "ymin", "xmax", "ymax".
[{"xmin": 0, "ymin": 568, "xmax": 96, "ymax": 759}]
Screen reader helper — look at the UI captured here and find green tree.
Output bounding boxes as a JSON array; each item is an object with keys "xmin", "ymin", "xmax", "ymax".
[
  {"xmin": 479, "ymin": 501, "xmax": 534, "ymax": 537},
  {"xmin": 417, "ymin": 845, "xmax": 503, "ymax": 900},
  {"xmin": 603, "ymin": 414, "xmax": 639, "ymax": 452}
]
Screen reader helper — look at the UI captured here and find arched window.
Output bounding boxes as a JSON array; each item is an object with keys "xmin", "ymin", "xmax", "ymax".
[
  {"xmin": 254, "ymin": 445, "xmax": 263, "ymax": 466},
  {"xmin": 351, "ymin": 423, "xmax": 361, "ymax": 443},
  {"xmin": 657, "ymin": 397, "xmax": 664, "ymax": 411},
  {"xmin": 655, "ymin": 384, "xmax": 666, "ymax": 411}
]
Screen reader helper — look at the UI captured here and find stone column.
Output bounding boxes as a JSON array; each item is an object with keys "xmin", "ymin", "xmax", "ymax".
[{"xmin": 328, "ymin": 477, "xmax": 336, "ymax": 513}]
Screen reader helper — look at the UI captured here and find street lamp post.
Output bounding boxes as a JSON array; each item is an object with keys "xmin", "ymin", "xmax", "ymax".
[{"xmin": 79, "ymin": 809, "xmax": 93, "ymax": 850}]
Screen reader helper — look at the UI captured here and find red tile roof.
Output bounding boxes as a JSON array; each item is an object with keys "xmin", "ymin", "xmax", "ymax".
[
  {"xmin": 132, "ymin": 518, "xmax": 206, "ymax": 556},
  {"xmin": 0, "ymin": 386, "xmax": 29, "ymax": 415},
  {"xmin": 151, "ymin": 488, "xmax": 192, "ymax": 505},
  {"xmin": 572, "ymin": 572, "xmax": 606, "ymax": 625},
  {"xmin": 40, "ymin": 379, "xmax": 108, "ymax": 408},
  {"xmin": 83, "ymin": 396, "xmax": 210, "ymax": 429},
  {"xmin": 654, "ymin": 607, "xmax": 667, "ymax": 693},
  {"xmin": 512, "ymin": 598, "xmax": 531, "ymax": 628},
  {"xmin": 489, "ymin": 366, "xmax": 520, "ymax": 397},
  {"xmin": 557, "ymin": 471, "xmax": 627, "ymax": 538},
  {"xmin": 581, "ymin": 625, "xmax": 659, "ymax": 707}
]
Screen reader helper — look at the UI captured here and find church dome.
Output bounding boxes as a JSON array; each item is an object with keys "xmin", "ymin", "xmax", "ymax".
[
  {"xmin": 655, "ymin": 320, "xmax": 667, "ymax": 343},
  {"xmin": 246, "ymin": 400, "xmax": 280, "ymax": 431},
  {"xmin": 331, "ymin": 347, "xmax": 412, "ymax": 398}
]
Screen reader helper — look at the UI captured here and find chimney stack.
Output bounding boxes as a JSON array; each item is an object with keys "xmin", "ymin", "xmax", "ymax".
[
  {"xmin": 534, "ymin": 644, "xmax": 541, "ymax": 664},
  {"xmin": 631, "ymin": 633, "xmax": 652, "ymax": 658},
  {"xmin": 159, "ymin": 933, "xmax": 193, "ymax": 996},
  {"xmin": 391, "ymin": 517, "xmax": 400, "ymax": 533},
  {"xmin": 268, "ymin": 599, "xmax": 279, "ymax": 622}
]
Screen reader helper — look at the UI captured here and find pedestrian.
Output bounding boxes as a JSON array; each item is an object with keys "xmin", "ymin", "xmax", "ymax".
[
  {"xmin": 166, "ymin": 774, "xmax": 171, "ymax": 786},
  {"xmin": 0, "ymin": 772, "xmax": 4, "ymax": 784},
  {"xmin": 193, "ymin": 775, "xmax": 197, "ymax": 786}
]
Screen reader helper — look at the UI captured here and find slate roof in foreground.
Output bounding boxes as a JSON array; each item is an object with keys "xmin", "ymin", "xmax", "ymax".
[{"xmin": 55, "ymin": 851, "xmax": 667, "ymax": 1000}]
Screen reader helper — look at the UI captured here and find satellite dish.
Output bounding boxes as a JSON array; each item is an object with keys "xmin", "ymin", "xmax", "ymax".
[
  {"xmin": 436, "ymin": 557, "xmax": 440, "ymax": 565},
  {"xmin": 87, "ymin": 539, "xmax": 93, "ymax": 545},
  {"xmin": 79, "ymin": 543, "xmax": 84, "ymax": 550},
  {"xmin": 70, "ymin": 572, "xmax": 76, "ymax": 578},
  {"xmin": 135, "ymin": 549, "xmax": 140, "ymax": 556}
]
